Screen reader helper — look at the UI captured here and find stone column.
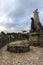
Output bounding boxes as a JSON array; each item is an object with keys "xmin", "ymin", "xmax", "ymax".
[{"xmin": 33, "ymin": 9, "xmax": 40, "ymax": 31}]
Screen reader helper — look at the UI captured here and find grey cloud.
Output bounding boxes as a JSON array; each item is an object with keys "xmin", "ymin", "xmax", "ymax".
[{"xmin": 0, "ymin": 0, "xmax": 43, "ymax": 32}]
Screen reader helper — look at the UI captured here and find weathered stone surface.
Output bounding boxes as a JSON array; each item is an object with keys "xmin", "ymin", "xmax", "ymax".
[
  {"xmin": 29, "ymin": 9, "xmax": 43, "ymax": 46},
  {"xmin": 29, "ymin": 31, "xmax": 43, "ymax": 46},
  {"xmin": 7, "ymin": 40, "xmax": 30, "ymax": 52},
  {"xmin": 33, "ymin": 9, "xmax": 42, "ymax": 31},
  {"xmin": 29, "ymin": 32, "xmax": 40, "ymax": 46}
]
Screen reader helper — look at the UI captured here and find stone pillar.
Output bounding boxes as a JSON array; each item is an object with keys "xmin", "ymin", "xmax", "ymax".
[{"xmin": 33, "ymin": 9, "xmax": 40, "ymax": 31}]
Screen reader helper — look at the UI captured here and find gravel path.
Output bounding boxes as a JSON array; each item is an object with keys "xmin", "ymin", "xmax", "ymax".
[{"xmin": 0, "ymin": 43, "xmax": 43, "ymax": 65}]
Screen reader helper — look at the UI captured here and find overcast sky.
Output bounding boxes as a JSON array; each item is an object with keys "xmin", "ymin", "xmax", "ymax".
[{"xmin": 0, "ymin": 0, "xmax": 43, "ymax": 33}]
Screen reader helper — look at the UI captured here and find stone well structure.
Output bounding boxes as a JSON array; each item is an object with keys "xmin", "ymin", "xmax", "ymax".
[{"xmin": 7, "ymin": 40, "xmax": 30, "ymax": 52}]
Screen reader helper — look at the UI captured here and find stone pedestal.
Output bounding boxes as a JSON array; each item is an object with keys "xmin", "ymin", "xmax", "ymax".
[
  {"xmin": 39, "ymin": 33, "xmax": 43, "ymax": 47},
  {"xmin": 29, "ymin": 32, "xmax": 43, "ymax": 46}
]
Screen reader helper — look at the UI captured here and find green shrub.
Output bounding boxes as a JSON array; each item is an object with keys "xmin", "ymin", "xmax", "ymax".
[{"xmin": 20, "ymin": 41, "xmax": 26, "ymax": 45}]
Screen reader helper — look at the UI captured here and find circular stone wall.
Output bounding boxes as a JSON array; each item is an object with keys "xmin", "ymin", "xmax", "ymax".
[{"xmin": 7, "ymin": 40, "xmax": 30, "ymax": 53}]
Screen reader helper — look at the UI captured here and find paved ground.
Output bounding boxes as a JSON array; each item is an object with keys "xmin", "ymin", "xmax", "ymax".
[{"xmin": 0, "ymin": 42, "xmax": 43, "ymax": 65}]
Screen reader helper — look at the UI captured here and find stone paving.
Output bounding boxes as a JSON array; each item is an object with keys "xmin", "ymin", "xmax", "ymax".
[{"xmin": 0, "ymin": 43, "xmax": 43, "ymax": 65}]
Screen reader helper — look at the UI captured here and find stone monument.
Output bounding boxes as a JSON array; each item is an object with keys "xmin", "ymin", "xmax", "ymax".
[{"xmin": 29, "ymin": 9, "xmax": 43, "ymax": 46}]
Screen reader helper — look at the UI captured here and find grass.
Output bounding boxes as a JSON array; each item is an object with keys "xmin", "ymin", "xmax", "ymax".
[{"xmin": 20, "ymin": 41, "xmax": 26, "ymax": 45}]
